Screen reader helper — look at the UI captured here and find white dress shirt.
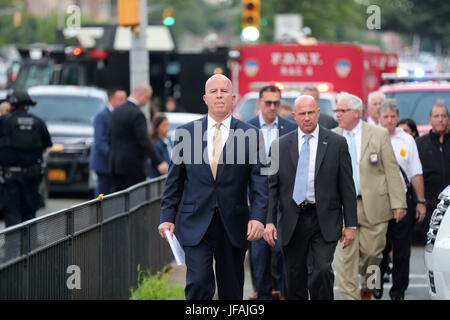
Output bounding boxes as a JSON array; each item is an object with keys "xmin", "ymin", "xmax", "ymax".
[
  {"xmin": 259, "ymin": 113, "xmax": 279, "ymax": 156},
  {"xmin": 390, "ymin": 128, "xmax": 423, "ymax": 191},
  {"xmin": 366, "ymin": 116, "xmax": 379, "ymax": 126},
  {"xmin": 343, "ymin": 119, "xmax": 362, "ymax": 196},
  {"xmin": 207, "ymin": 114, "xmax": 231, "ymax": 165},
  {"xmin": 297, "ymin": 125, "xmax": 319, "ymax": 203}
]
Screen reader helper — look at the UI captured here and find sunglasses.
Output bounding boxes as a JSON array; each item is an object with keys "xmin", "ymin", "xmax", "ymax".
[{"xmin": 263, "ymin": 100, "xmax": 281, "ymax": 107}]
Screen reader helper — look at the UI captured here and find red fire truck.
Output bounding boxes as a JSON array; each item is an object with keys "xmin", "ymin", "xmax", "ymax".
[{"xmin": 229, "ymin": 42, "xmax": 398, "ymax": 102}]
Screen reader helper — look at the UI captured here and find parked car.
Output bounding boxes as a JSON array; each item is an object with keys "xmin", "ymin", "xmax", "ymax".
[
  {"xmin": 164, "ymin": 112, "xmax": 204, "ymax": 142},
  {"xmin": 424, "ymin": 184, "xmax": 450, "ymax": 299},
  {"xmin": 380, "ymin": 81, "xmax": 450, "ymax": 136},
  {"xmin": 28, "ymin": 85, "xmax": 107, "ymax": 195},
  {"xmin": 232, "ymin": 90, "xmax": 337, "ymax": 122}
]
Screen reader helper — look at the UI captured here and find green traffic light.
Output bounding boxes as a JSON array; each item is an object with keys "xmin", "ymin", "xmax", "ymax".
[{"xmin": 163, "ymin": 17, "xmax": 175, "ymax": 26}]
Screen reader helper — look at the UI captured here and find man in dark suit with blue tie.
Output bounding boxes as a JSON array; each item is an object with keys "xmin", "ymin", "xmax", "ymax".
[
  {"xmin": 89, "ymin": 88, "xmax": 126, "ymax": 197},
  {"xmin": 158, "ymin": 74, "xmax": 268, "ymax": 300},
  {"xmin": 247, "ymin": 85, "xmax": 297, "ymax": 300},
  {"xmin": 264, "ymin": 95, "xmax": 357, "ymax": 300}
]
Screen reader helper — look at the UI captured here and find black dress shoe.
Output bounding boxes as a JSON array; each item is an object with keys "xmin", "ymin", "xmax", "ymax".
[
  {"xmin": 373, "ymin": 287, "xmax": 383, "ymax": 299},
  {"xmin": 390, "ymin": 294, "xmax": 404, "ymax": 300}
]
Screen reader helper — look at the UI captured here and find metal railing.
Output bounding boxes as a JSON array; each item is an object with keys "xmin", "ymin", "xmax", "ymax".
[{"xmin": 0, "ymin": 176, "xmax": 173, "ymax": 299}]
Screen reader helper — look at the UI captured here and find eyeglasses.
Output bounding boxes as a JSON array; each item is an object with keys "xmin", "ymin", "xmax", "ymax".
[
  {"xmin": 333, "ymin": 109, "xmax": 353, "ymax": 114},
  {"xmin": 263, "ymin": 100, "xmax": 281, "ymax": 107}
]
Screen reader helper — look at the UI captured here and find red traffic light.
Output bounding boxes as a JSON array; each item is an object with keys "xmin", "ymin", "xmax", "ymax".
[{"xmin": 72, "ymin": 47, "xmax": 83, "ymax": 56}]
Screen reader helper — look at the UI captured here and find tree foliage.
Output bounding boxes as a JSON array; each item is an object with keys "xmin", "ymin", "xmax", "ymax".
[
  {"xmin": 372, "ymin": 0, "xmax": 450, "ymax": 51},
  {"xmin": 259, "ymin": 0, "xmax": 366, "ymax": 42},
  {"xmin": 0, "ymin": 0, "xmax": 448, "ymax": 51},
  {"xmin": 146, "ymin": 0, "xmax": 230, "ymax": 42}
]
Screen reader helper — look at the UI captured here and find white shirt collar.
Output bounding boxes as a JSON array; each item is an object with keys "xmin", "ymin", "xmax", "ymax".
[
  {"xmin": 127, "ymin": 97, "xmax": 139, "ymax": 106},
  {"xmin": 207, "ymin": 114, "xmax": 232, "ymax": 130},
  {"xmin": 366, "ymin": 116, "xmax": 378, "ymax": 125},
  {"xmin": 344, "ymin": 119, "xmax": 362, "ymax": 136},
  {"xmin": 298, "ymin": 124, "xmax": 319, "ymax": 141},
  {"xmin": 258, "ymin": 112, "xmax": 278, "ymax": 128}
]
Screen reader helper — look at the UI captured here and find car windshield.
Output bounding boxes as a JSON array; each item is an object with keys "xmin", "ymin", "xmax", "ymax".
[
  {"xmin": 15, "ymin": 64, "xmax": 52, "ymax": 87},
  {"xmin": 384, "ymin": 90, "xmax": 450, "ymax": 124},
  {"xmin": 236, "ymin": 97, "xmax": 333, "ymax": 121},
  {"xmin": 29, "ymin": 94, "xmax": 104, "ymax": 124}
]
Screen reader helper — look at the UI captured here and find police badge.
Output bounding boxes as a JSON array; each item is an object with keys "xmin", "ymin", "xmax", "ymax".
[{"xmin": 369, "ymin": 152, "xmax": 379, "ymax": 164}]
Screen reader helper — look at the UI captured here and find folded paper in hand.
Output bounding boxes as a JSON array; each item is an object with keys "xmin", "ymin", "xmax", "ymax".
[{"xmin": 164, "ymin": 229, "xmax": 185, "ymax": 266}]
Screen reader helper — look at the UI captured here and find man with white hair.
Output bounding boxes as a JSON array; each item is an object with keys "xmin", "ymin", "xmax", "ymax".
[
  {"xmin": 333, "ymin": 92, "xmax": 406, "ymax": 300},
  {"xmin": 365, "ymin": 91, "xmax": 385, "ymax": 125}
]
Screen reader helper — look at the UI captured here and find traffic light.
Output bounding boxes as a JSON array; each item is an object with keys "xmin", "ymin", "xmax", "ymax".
[
  {"xmin": 241, "ymin": 0, "xmax": 260, "ymax": 42},
  {"xmin": 162, "ymin": 8, "xmax": 175, "ymax": 26},
  {"xmin": 13, "ymin": 11, "xmax": 22, "ymax": 27},
  {"xmin": 117, "ymin": 0, "xmax": 140, "ymax": 27}
]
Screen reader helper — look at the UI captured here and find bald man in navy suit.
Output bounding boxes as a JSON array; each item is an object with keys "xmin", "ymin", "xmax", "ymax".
[{"xmin": 159, "ymin": 75, "xmax": 268, "ymax": 300}]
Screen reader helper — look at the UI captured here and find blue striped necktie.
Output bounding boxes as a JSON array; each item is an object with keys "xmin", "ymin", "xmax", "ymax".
[
  {"xmin": 292, "ymin": 134, "xmax": 312, "ymax": 205},
  {"xmin": 348, "ymin": 131, "xmax": 359, "ymax": 194}
]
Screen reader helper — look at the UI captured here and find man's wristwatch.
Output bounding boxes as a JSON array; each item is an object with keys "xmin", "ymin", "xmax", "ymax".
[{"xmin": 417, "ymin": 200, "xmax": 427, "ymax": 205}]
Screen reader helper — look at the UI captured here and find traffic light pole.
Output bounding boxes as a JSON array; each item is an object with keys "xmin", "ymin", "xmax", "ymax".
[{"xmin": 130, "ymin": 0, "xmax": 150, "ymax": 119}]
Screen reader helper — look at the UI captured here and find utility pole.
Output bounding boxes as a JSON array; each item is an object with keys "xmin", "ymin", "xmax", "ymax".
[
  {"xmin": 130, "ymin": 0, "xmax": 149, "ymax": 92},
  {"xmin": 118, "ymin": 0, "xmax": 150, "ymax": 119}
]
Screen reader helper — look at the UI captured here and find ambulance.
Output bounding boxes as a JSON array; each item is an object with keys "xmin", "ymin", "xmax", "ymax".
[{"xmin": 229, "ymin": 41, "xmax": 398, "ymax": 114}]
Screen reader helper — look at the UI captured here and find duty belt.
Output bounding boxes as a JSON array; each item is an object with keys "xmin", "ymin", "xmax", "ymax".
[
  {"xmin": 0, "ymin": 165, "xmax": 43, "ymax": 176},
  {"xmin": 0, "ymin": 166, "xmax": 23, "ymax": 173}
]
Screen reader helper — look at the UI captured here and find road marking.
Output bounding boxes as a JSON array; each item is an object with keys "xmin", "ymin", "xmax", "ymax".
[
  {"xmin": 333, "ymin": 284, "xmax": 429, "ymax": 290},
  {"xmin": 409, "ymin": 274, "xmax": 427, "ymax": 279}
]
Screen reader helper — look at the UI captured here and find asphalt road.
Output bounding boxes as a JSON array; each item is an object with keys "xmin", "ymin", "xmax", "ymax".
[
  {"xmin": 0, "ymin": 194, "xmax": 88, "ymax": 230},
  {"xmin": 242, "ymin": 243, "xmax": 431, "ymax": 300}
]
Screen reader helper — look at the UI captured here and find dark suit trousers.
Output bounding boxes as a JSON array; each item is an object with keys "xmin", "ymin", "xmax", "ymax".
[
  {"xmin": 282, "ymin": 206, "xmax": 337, "ymax": 300},
  {"xmin": 95, "ymin": 172, "xmax": 112, "ymax": 197},
  {"xmin": 379, "ymin": 192, "xmax": 416, "ymax": 298},
  {"xmin": 112, "ymin": 172, "xmax": 146, "ymax": 192},
  {"xmin": 183, "ymin": 211, "xmax": 247, "ymax": 300}
]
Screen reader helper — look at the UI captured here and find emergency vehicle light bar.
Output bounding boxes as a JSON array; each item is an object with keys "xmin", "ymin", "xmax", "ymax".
[
  {"xmin": 249, "ymin": 81, "xmax": 334, "ymax": 92},
  {"xmin": 382, "ymin": 73, "xmax": 450, "ymax": 81},
  {"xmin": 88, "ymin": 49, "xmax": 109, "ymax": 60}
]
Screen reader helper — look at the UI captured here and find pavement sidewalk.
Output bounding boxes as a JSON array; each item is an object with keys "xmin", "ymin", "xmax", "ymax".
[{"xmin": 164, "ymin": 252, "xmax": 255, "ymax": 300}]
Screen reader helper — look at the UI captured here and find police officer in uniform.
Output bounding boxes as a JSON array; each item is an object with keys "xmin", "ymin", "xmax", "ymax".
[{"xmin": 0, "ymin": 88, "xmax": 52, "ymax": 228}]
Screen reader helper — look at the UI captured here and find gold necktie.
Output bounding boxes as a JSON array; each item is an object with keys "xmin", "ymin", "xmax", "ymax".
[{"xmin": 211, "ymin": 122, "xmax": 222, "ymax": 180}]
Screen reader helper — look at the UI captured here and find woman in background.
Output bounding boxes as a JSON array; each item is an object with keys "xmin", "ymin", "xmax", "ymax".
[
  {"xmin": 149, "ymin": 114, "xmax": 172, "ymax": 178},
  {"xmin": 397, "ymin": 118, "xmax": 419, "ymax": 139}
]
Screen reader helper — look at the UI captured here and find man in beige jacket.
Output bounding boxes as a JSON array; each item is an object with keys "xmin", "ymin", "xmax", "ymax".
[{"xmin": 333, "ymin": 92, "xmax": 406, "ymax": 300}]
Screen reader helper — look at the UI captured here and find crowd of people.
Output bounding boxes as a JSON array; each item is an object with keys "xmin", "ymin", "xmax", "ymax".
[
  {"xmin": 89, "ymin": 85, "xmax": 184, "ymax": 197},
  {"xmin": 156, "ymin": 75, "xmax": 449, "ymax": 301},
  {"xmin": 1, "ymin": 75, "xmax": 448, "ymax": 301}
]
